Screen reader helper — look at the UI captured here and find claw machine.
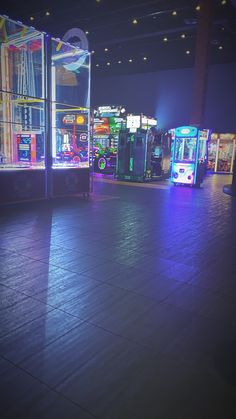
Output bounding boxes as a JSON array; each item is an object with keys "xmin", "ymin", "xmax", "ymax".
[
  {"xmin": 50, "ymin": 37, "xmax": 91, "ymax": 197},
  {"xmin": 0, "ymin": 15, "xmax": 46, "ymax": 203},
  {"xmin": 171, "ymin": 126, "xmax": 210, "ymax": 187}
]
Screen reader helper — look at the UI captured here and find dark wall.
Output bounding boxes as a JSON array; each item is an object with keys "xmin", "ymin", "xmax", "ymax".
[{"xmin": 91, "ymin": 62, "xmax": 236, "ymax": 132}]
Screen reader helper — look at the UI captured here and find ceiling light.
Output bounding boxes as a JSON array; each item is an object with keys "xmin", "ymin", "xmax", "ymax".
[
  {"xmin": 107, "ymin": 62, "xmax": 111, "ymax": 66},
  {"xmin": 30, "ymin": 16, "xmax": 34, "ymax": 21},
  {"xmin": 143, "ymin": 56, "xmax": 148, "ymax": 61},
  {"xmin": 129, "ymin": 59, "xmax": 133, "ymax": 62},
  {"xmin": 181, "ymin": 33, "xmax": 186, "ymax": 38},
  {"xmin": 196, "ymin": 5, "xmax": 200, "ymax": 11},
  {"xmin": 221, "ymin": 0, "xmax": 227, "ymax": 4},
  {"xmin": 104, "ymin": 48, "xmax": 108, "ymax": 52},
  {"xmin": 218, "ymin": 45, "xmax": 223, "ymax": 50},
  {"xmin": 45, "ymin": 11, "xmax": 50, "ymax": 16},
  {"xmin": 186, "ymin": 50, "xmax": 190, "ymax": 54},
  {"xmin": 132, "ymin": 19, "xmax": 138, "ymax": 24},
  {"xmin": 163, "ymin": 37, "xmax": 168, "ymax": 42},
  {"xmin": 172, "ymin": 10, "xmax": 177, "ymax": 16},
  {"xmin": 96, "ymin": 64, "xmax": 99, "ymax": 67},
  {"xmin": 91, "ymin": 50, "xmax": 95, "ymax": 54},
  {"xmin": 221, "ymin": 27, "xmax": 225, "ymax": 31},
  {"xmin": 85, "ymin": 31, "xmax": 89, "ymax": 35},
  {"xmin": 118, "ymin": 60, "xmax": 122, "ymax": 64},
  {"xmin": 96, "ymin": 0, "xmax": 101, "ymax": 2}
]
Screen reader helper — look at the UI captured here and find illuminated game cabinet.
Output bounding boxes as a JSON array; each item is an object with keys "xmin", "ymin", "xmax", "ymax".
[
  {"xmin": 171, "ymin": 126, "xmax": 210, "ymax": 187},
  {"xmin": 207, "ymin": 133, "xmax": 236, "ymax": 173},
  {"xmin": 116, "ymin": 114, "xmax": 158, "ymax": 182},
  {"xmin": 0, "ymin": 15, "xmax": 90, "ymax": 204},
  {"xmin": 93, "ymin": 105, "xmax": 126, "ymax": 173}
]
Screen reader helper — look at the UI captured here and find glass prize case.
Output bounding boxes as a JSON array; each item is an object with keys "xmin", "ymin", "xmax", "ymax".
[
  {"xmin": 0, "ymin": 15, "xmax": 91, "ymax": 203},
  {"xmin": 51, "ymin": 38, "xmax": 90, "ymax": 169},
  {"xmin": 0, "ymin": 16, "xmax": 45, "ymax": 170}
]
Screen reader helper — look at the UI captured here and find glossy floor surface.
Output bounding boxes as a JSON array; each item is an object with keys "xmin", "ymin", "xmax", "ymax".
[{"xmin": 0, "ymin": 174, "xmax": 236, "ymax": 419}]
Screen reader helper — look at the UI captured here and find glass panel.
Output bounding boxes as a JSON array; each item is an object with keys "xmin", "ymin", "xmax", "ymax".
[
  {"xmin": 51, "ymin": 38, "xmax": 90, "ymax": 168},
  {"xmin": 0, "ymin": 16, "xmax": 44, "ymax": 98},
  {"xmin": 217, "ymin": 140, "xmax": 233, "ymax": 172},
  {"xmin": 199, "ymin": 140, "xmax": 207, "ymax": 161},
  {"xmin": 174, "ymin": 138, "xmax": 184, "ymax": 161},
  {"xmin": 0, "ymin": 122, "xmax": 45, "ymax": 169},
  {"xmin": 207, "ymin": 139, "xmax": 217, "ymax": 170},
  {"xmin": 0, "ymin": 16, "xmax": 45, "ymax": 169},
  {"xmin": 51, "ymin": 38, "xmax": 90, "ymax": 108},
  {"xmin": 174, "ymin": 137, "xmax": 197, "ymax": 162},
  {"xmin": 52, "ymin": 107, "xmax": 89, "ymax": 168}
]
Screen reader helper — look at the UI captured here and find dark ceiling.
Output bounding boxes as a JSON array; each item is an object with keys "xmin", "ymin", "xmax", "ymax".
[{"xmin": 2, "ymin": 0, "xmax": 236, "ymax": 76}]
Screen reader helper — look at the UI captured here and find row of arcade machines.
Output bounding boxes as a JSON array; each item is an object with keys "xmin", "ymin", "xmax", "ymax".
[
  {"xmin": 93, "ymin": 108, "xmax": 172, "ymax": 181},
  {"xmin": 115, "ymin": 124, "xmax": 210, "ymax": 187}
]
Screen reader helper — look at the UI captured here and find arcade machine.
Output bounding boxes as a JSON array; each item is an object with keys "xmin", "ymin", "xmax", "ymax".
[
  {"xmin": 116, "ymin": 114, "xmax": 157, "ymax": 182},
  {"xmin": 93, "ymin": 105, "xmax": 126, "ymax": 172},
  {"xmin": 171, "ymin": 126, "xmax": 210, "ymax": 187},
  {"xmin": 207, "ymin": 133, "xmax": 236, "ymax": 173},
  {"xmin": 50, "ymin": 38, "xmax": 90, "ymax": 197},
  {"xmin": 0, "ymin": 16, "xmax": 46, "ymax": 203},
  {"xmin": 151, "ymin": 130, "xmax": 172, "ymax": 179}
]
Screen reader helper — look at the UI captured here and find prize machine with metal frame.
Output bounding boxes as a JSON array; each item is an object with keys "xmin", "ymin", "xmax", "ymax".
[
  {"xmin": 207, "ymin": 133, "xmax": 236, "ymax": 173},
  {"xmin": 0, "ymin": 15, "xmax": 91, "ymax": 204},
  {"xmin": 171, "ymin": 126, "xmax": 210, "ymax": 187},
  {"xmin": 50, "ymin": 36, "xmax": 91, "ymax": 197},
  {"xmin": 0, "ymin": 16, "xmax": 46, "ymax": 203},
  {"xmin": 116, "ymin": 114, "xmax": 157, "ymax": 182},
  {"xmin": 93, "ymin": 105, "xmax": 126, "ymax": 173}
]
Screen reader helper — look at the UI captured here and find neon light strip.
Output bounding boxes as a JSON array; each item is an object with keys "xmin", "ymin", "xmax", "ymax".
[{"xmin": 51, "ymin": 65, "xmax": 56, "ymax": 159}]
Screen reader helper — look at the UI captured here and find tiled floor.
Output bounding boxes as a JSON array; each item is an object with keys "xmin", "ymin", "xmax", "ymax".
[{"xmin": 0, "ymin": 173, "xmax": 236, "ymax": 419}]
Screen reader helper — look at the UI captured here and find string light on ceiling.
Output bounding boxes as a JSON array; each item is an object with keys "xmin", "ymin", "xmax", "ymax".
[
  {"xmin": 132, "ymin": 18, "xmax": 138, "ymax": 24},
  {"xmin": 186, "ymin": 50, "xmax": 190, "ymax": 54},
  {"xmin": 196, "ymin": 5, "xmax": 201, "ymax": 11},
  {"xmin": 104, "ymin": 48, "xmax": 109, "ymax": 52},
  {"xmin": 181, "ymin": 33, "xmax": 186, "ymax": 38},
  {"xmin": 30, "ymin": 16, "xmax": 34, "ymax": 21},
  {"xmin": 45, "ymin": 11, "xmax": 50, "ymax": 16},
  {"xmin": 172, "ymin": 10, "xmax": 177, "ymax": 16},
  {"xmin": 163, "ymin": 37, "xmax": 168, "ymax": 42}
]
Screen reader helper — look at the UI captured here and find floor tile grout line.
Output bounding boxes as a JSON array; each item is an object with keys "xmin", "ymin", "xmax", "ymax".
[{"xmin": 0, "ymin": 353, "xmax": 99, "ymax": 419}]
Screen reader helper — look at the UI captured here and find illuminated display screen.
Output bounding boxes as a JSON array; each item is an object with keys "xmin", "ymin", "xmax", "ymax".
[
  {"xmin": 109, "ymin": 117, "xmax": 125, "ymax": 134},
  {"xmin": 94, "ymin": 117, "xmax": 110, "ymax": 135}
]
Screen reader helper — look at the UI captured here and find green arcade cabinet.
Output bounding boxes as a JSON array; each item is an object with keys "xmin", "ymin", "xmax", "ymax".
[{"xmin": 116, "ymin": 114, "xmax": 157, "ymax": 182}]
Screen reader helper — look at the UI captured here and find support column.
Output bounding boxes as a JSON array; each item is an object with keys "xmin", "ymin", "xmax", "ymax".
[{"xmin": 190, "ymin": 0, "xmax": 213, "ymax": 127}]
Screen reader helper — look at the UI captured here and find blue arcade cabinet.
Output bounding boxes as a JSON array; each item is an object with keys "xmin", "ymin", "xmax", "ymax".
[{"xmin": 171, "ymin": 126, "xmax": 210, "ymax": 187}]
